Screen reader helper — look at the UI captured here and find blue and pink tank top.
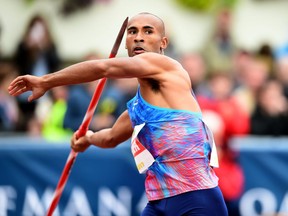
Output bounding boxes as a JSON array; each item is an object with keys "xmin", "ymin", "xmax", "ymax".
[{"xmin": 127, "ymin": 88, "xmax": 218, "ymax": 201}]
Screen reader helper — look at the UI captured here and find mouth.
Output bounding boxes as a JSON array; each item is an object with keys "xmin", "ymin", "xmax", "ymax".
[{"xmin": 133, "ymin": 46, "xmax": 145, "ymax": 55}]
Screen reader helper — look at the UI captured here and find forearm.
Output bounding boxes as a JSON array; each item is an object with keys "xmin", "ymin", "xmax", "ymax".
[
  {"xmin": 42, "ymin": 60, "xmax": 107, "ymax": 89},
  {"xmin": 88, "ymin": 128, "xmax": 119, "ymax": 148},
  {"xmin": 88, "ymin": 110, "xmax": 133, "ymax": 148},
  {"xmin": 88, "ymin": 126, "xmax": 132, "ymax": 148}
]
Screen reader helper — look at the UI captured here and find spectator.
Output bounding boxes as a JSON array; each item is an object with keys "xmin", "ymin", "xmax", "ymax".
[
  {"xmin": 250, "ymin": 79, "xmax": 288, "ymax": 136},
  {"xmin": 198, "ymin": 73, "xmax": 248, "ymax": 216},
  {"xmin": 232, "ymin": 49, "xmax": 252, "ymax": 86},
  {"xmin": 41, "ymin": 86, "xmax": 72, "ymax": 141},
  {"xmin": 94, "ymin": 78, "xmax": 138, "ymax": 129},
  {"xmin": 64, "ymin": 77, "xmax": 138, "ymax": 132},
  {"xmin": 202, "ymin": 110, "xmax": 244, "ymax": 216},
  {"xmin": 179, "ymin": 52, "xmax": 209, "ymax": 96},
  {"xmin": 13, "ymin": 14, "xmax": 61, "ymax": 132},
  {"xmin": 275, "ymin": 56, "xmax": 288, "ymax": 99},
  {"xmin": 202, "ymin": 8, "xmax": 236, "ymax": 75},
  {"xmin": 257, "ymin": 44, "xmax": 275, "ymax": 77},
  {"xmin": 0, "ymin": 19, "xmax": 2, "ymax": 61},
  {"xmin": 233, "ymin": 55, "xmax": 270, "ymax": 115},
  {"xmin": 0, "ymin": 62, "xmax": 19, "ymax": 132},
  {"xmin": 63, "ymin": 52, "xmax": 137, "ymax": 132},
  {"xmin": 63, "ymin": 81, "xmax": 99, "ymax": 131},
  {"xmin": 63, "ymin": 52, "xmax": 100, "ymax": 132},
  {"xmin": 197, "ymin": 72, "xmax": 250, "ymax": 143}
]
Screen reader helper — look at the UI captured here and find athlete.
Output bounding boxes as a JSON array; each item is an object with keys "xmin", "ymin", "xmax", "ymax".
[{"xmin": 8, "ymin": 12, "xmax": 228, "ymax": 215}]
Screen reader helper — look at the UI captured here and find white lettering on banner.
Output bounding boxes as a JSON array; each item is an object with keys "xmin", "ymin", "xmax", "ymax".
[
  {"xmin": 239, "ymin": 188, "xmax": 288, "ymax": 216},
  {"xmin": 22, "ymin": 186, "xmax": 60, "ymax": 216},
  {"xmin": 0, "ymin": 185, "xmax": 146, "ymax": 215},
  {"xmin": 279, "ymin": 192, "xmax": 288, "ymax": 213},
  {"xmin": 98, "ymin": 186, "xmax": 131, "ymax": 216},
  {"xmin": 63, "ymin": 187, "xmax": 93, "ymax": 216},
  {"xmin": 0, "ymin": 186, "xmax": 17, "ymax": 216},
  {"xmin": 136, "ymin": 192, "xmax": 148, "ymax": 214}
]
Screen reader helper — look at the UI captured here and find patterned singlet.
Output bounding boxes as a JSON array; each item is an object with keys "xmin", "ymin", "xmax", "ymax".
[{"xmin": 127, "ymin": 88, "xmax": 218, "ymax": 201}]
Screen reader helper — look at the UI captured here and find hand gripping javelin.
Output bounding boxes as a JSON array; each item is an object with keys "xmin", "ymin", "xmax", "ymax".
[{"xmin": 46, "ymin": 17, "xmax": 129, "ymax": 216}]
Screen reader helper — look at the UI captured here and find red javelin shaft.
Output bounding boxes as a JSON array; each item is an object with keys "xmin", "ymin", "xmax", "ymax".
[{"xmin": 46, "ymin": 17, "xmax": 128, "ymax": 216}]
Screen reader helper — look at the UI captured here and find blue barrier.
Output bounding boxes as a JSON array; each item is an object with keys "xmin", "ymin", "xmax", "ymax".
[
  {"xmin": 0, "ymin": 137, "xmax": 146, "ymax": 216},
  {"xmin": 0, "ymin": 136, "xmax": 288, "ymax": 216},
  {"xmin": 231, "ymin": 136, "xmax": 288, "ymax": 216}
]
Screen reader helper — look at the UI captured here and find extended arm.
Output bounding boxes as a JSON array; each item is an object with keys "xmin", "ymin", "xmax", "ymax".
[
  {"xmin": 8, "ymin": 53, "xmax": 179, "ymax": 101},
  {"xmin": 71, "ymin": 110, "xmax": 133, "ymax": 152}
]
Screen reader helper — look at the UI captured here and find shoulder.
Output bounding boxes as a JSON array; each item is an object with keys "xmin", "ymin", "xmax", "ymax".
[
  {"xmin": 133, "ymin": 52, "xmax": 182, "ymax": 71},
  {"xmin": 134, "ymin": 52, "xmax": 177, "ymax": 63}
]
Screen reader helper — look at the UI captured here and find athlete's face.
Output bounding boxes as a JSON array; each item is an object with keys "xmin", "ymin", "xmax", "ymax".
[{"xmin": 126, "ymin": 14, "xmax": 168, "ymax": 57}]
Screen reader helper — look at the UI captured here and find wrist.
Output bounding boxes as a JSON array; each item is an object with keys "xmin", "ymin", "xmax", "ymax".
[
  {"xmin": 41, "ymin": 74, "xmax": 52, "ymax": 91},
  {"xmin": 86, "ymin": 130, "xmax": 94, "ymax": 144}
]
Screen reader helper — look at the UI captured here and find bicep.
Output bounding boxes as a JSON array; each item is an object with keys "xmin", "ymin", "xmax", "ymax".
[{"xmin": 105, "ymin": 53, "xmax": 174, "ymax": 80}]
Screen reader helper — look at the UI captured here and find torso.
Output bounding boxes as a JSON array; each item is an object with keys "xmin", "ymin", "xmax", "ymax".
[
  {"xmin": 126, "ymin": 89, "xmax": 218, "ymax": 201},
  {"xmin": 138, "ymin": 67, "xmax": 201, "ymax": 113}
]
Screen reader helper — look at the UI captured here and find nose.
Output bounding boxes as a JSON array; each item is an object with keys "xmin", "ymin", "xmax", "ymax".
[{"xmin": 134, "ymin": 33, "xmax": 144, "ymax": 43}]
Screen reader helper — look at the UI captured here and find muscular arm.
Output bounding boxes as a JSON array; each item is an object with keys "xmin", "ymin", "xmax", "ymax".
[
  {"xmin": 43, "ymin": 52, "xmax": 177, "ymax": 85},
  {"xmin": 90, "ymin": 110, "xmax": 133, "ymax": 148},
  {"xmin": 71, "ymin": 110, "xmax": 133, "ymax": 152},
  {"xmin": 8, "ymin": 52, "xmax": 178, "ymax": 101}
]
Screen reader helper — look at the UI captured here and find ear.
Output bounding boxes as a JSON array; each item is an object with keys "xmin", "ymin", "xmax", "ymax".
[{"xmin": 160, "ymin": 37, "xmax": 169, "ymax": 51}]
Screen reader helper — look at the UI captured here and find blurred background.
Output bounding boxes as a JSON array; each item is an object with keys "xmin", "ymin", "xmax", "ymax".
[{"xmin": 0, "ymin": 0, "xmax": 288, "ymax": 215}]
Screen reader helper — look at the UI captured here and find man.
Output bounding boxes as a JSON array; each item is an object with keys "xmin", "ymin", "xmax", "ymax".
[{"xmin": 8, "ymin": 12, "xmax": 228, "ymax": 216}]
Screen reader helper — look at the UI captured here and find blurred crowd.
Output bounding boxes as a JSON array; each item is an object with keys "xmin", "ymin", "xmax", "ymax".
[
  {"xmin": 0, "ymin": 9, "xmax": 288, "ymax": 215},
  {"xmin": 0, "ymin": 14, "xmax": 138, "ymax": 139}
]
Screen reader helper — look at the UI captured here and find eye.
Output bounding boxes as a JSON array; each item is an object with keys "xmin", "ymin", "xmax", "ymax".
[
  {"xmin": 128, "ymin": 29, "xmax": 137, "ymax": 35},
  {"xmin": 145, "ymin": 30, "xmax": 153, "ymax": 34}
]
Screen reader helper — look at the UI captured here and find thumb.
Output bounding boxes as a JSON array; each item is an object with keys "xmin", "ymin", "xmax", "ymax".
[
  {"xmin": 28, "ymin": 90, "xmax": 44, "ymax": 102},
  {"xmin": 28, "ymin": 92, "xmax": 41, "ymax": 102},
  {"xmin": 28, "ymin": 94, "xmax": 36, "ymax": 102}
]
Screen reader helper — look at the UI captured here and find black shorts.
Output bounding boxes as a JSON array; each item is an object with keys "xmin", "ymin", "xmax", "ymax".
[{"xmin": 141, "ymin": 186, "xmax": 228, "ymax": 216}]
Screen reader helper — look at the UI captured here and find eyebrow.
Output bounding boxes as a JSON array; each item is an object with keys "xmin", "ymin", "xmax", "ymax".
[
  {"xmin": 127, "ymin": 25, "xmax": 154, "ymax": 31},
  {"xmin": 143, "ymin": 26, "xmax": 154, "ymax": 31}
]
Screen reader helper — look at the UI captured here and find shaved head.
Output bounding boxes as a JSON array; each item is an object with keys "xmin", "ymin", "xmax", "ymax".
[
  {"xmin": 129, "ymin": 12, "xmax": 166, "ymax": 37},
  {"xmin": 126, "ymin": 12, "xmax": 169, "ymax": 56}
]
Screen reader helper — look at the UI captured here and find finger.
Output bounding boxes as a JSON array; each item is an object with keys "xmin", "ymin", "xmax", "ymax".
[
  {"xmin": 8, "ymin": 80, "xmax": 30, "ymax": 95},
  {"xmin": 8, "ymin": 80, "xmax": 23, "ymax": 92},
  {"xmin": 8, "ymin": 77, "xmax": 27, "ymax": 90},
  {"xmin": 70, "ymin": 132, "xmax": 77, "ymax": 144},
  {"xmin": 9, "ymin": 85, "xmax": 29, "ymax": 96},
  {"xmin": 70, "ymin": 133, "xmax": 75, "ymax": 145},
  {"xmin": 71, "ymin": 141, "xmax": 87, "ymax": 153},
  {"xmin": 70, "ymin": 132, "xmax": 79, "ymax": 149}
]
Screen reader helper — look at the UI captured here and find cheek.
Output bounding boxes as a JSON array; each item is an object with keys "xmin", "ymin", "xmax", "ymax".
[
  {"xmin": 125, "ymin": 36, "xmax": 133, "ymax": 46},
  {"xmin": 125, "ymin": 40, "xmax": 132, "ymax": 50}
]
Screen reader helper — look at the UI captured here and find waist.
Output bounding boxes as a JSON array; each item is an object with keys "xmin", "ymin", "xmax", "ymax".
[{"xmin": 145, "ymin": 158, "xmax": 218, "ymax": 201}]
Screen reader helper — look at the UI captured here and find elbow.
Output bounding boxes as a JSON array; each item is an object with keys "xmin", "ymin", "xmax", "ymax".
[{"xmin": 93, "ymin": 130, "xmax": 119, "ymax": 149}]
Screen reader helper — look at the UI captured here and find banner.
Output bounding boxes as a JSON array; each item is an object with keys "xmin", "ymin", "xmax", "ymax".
[
  {"xmin": 0, "ymin": 138, "xmax": 146, "ymax": 216},
  {"xmin": 1, "ymin": 136, "xmax": 288, "ymax": 215},
  {"xmin": 231, "ymin": 136, "xmax": 288, "ymax": 216}
]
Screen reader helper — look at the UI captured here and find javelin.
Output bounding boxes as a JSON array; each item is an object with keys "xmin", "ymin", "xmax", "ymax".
[{"xmin": 46, "ymin": 17, "xmax": 129, "ymax": 216}]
